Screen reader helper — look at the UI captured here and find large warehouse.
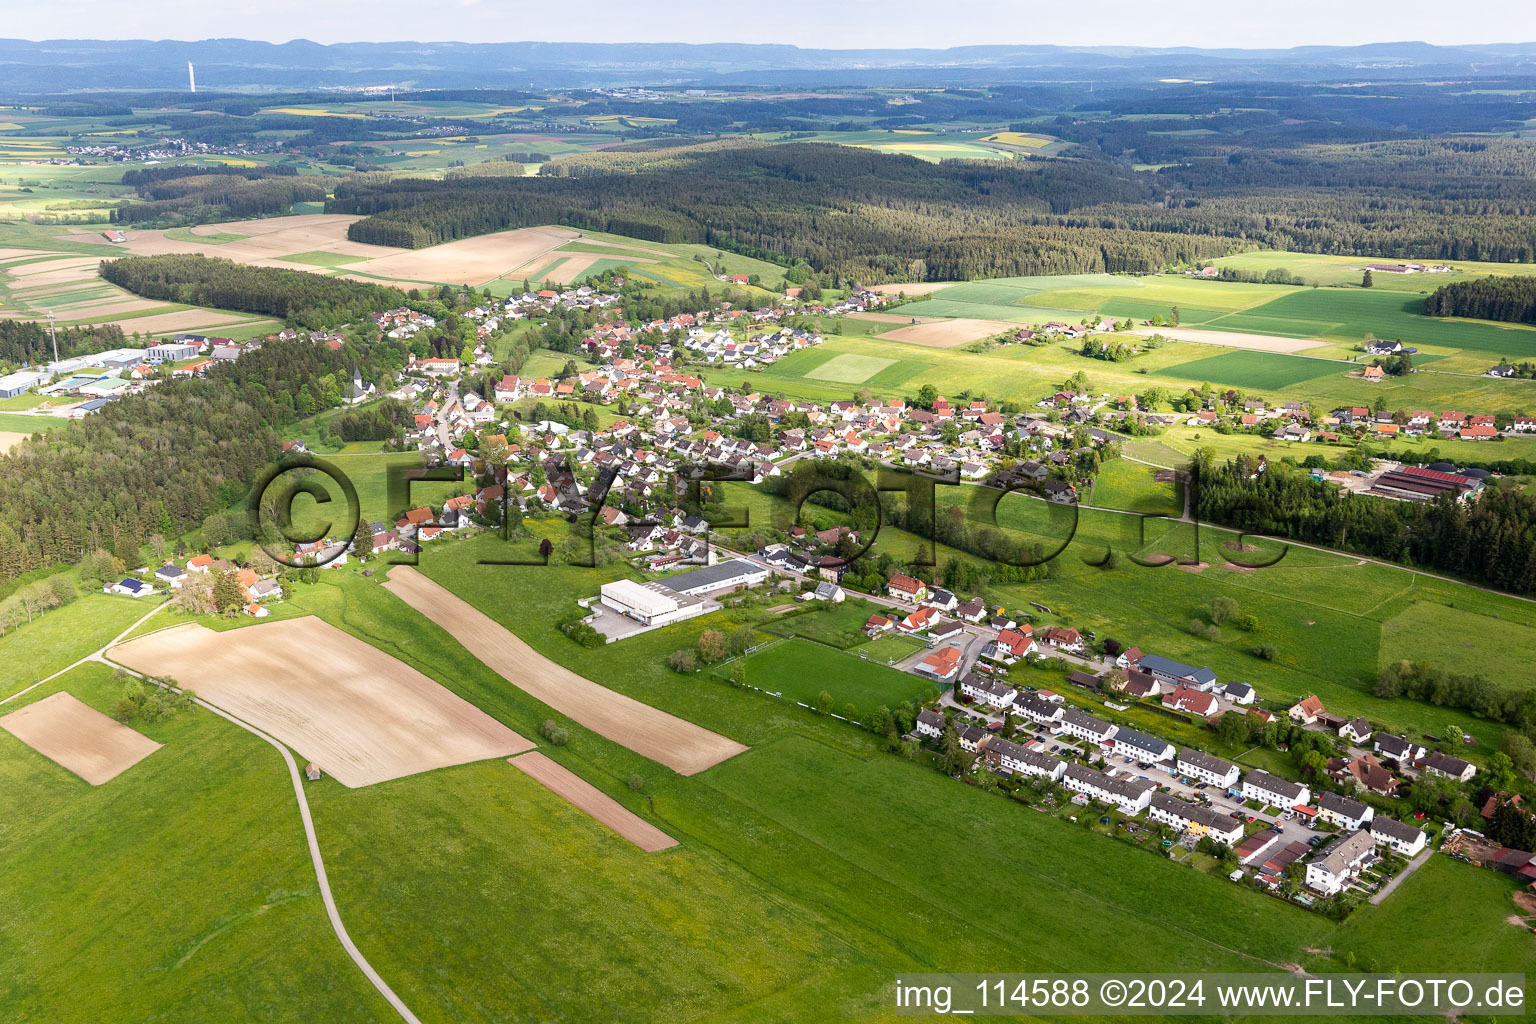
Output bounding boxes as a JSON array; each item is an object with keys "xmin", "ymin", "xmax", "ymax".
[
  {"xmin": 599, "ymin": 579, "xmax": 700, "ymax": 627},
  {"xmin": 665, "ymin": 558, "xmax": 770, "ymax": 596}
]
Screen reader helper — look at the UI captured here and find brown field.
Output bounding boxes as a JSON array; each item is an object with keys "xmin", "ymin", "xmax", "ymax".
[
  {"xmin": 68, "ymin": 309, "xmax": 276, "ymax": 335},
  {"xmin": 0, "ymin": 431, "xmax": 30, "ymax": 453},
  {"xmin": 383, "ymin": 566, "xmax": 747, "ymax": 776},
  {"xmin": 866, "ymin": 281, "xmax": 955, "ymax": 296},
  {"xmin": 59, "ymin": 214, "xmax": 401, "ymax": 265},
  {"xmin": 878, "ymin": 317, "xmax": 1018, "ymax": 348},
  {"xmin": 1127, "ymin": 327, "xmax": 1327, "ymax": 353},
  {"xmin": 509, "ymin": 249, "xmax": 657, "ymax": 286},
  {"xmin": 509, "ymin": 752, "xmax": 678, "ymax": 852},
  {"xmin": 354, "ymin": 225, "xmax": 580, "ymax": 286},
  {"xmin": 106, "ymin": 618, "xmax": 535, "ymax": 787},
  {"xmin": 0, "ymin": 691, "xmax": 160, "ymax": 785}
]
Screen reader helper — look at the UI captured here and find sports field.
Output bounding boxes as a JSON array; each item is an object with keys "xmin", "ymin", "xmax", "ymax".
[
  {"xmin": 107, "ymin": 617, "xmax": 534, "ymax": 786},
  {"xmin": 740, "ymin": 637, "xmax": 934, "ymax": 716},
  {"xmin": 805, "ymin": 352, "xmax": 899, "ymax": 383}
]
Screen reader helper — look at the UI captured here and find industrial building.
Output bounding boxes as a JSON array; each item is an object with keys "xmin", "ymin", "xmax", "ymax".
[
  {"xmin": 664, "ymin": 558, "xmax": 770, "ymax": 596},
  {"xmin": 598, "ymin": 579, "xmax": 709, "ymax": 627}
]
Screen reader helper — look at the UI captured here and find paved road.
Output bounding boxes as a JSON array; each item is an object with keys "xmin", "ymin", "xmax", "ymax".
[{"xmin": 2, "ymin": 599, "xmax": 422, "ymax": 1024}]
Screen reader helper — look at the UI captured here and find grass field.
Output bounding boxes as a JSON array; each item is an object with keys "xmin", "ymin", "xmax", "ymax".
[
  {"xmin": 0, "ymin": 594, "xmax": 153, "ymax": 698},
  {"xmin": 804, "ymin": 352, "xmax": 899, "ymax": 383},
  {"xmin": 1160, "ymin": 350, "xmax": 1345, "ymax": 389},
  {"xmin": 1090, "ymin": 457, "xmax": 1183, "ymax": 515},
  {"xmin": 1379, "ymin": 601, "xmax": 1536, "ymax": 690},
  {"xmin": 738, "ymin": 637, "xmax": 935, "ymax": 716}
]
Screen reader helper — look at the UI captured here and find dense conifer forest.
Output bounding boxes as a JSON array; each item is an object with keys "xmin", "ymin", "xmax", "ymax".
[
  {"xmin": 329, "ymin": 138, "xmax": 1536, "ymax": 281},
  {"xmin": 112, "ymin": 165, "xmax": 325, "ymax": 226},
  {"xmin": 1424, "ymin": 276, "xmax": 1536, "ymax": 324},
  {"xmin": 99, "ymin": 254, "xmax": 408, "ymax": 328},
  {"xmin": 0, "ymin": 321, "xmax": 125, "ymax": 369}
]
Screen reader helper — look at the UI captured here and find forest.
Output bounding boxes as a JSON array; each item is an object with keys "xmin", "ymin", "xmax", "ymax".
[
  {"xmin": 1194, "ymin": 461, "xmax": 1536, "ymax": 595},
  {"xmin": 1424, "ymin": 276, "xmax": 1536, "ymax": 325},
  {"xmin": 329, "ymin": 137, "xmax": 1536, "ymax": 280},
  {"xmin": 0, "ymin": 339, "xmax": 380, "ymax": 582},
  {"xmin": 330, "ymin": 141, "xmax": 1232, "ymax": 281},
  {"xmin": 0, "ymin": 320, "xmax": 125, "ymax": 370},
  {"xmin": 98, "ymin": 254, "xmax": 408, "ymax": 329},
  {"xmin": 112, "ymin": 165, "xmax": 325, "ymax": 226}
]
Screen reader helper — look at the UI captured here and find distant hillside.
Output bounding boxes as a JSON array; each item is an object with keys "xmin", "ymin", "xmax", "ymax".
[{"xmin": 2, "ymin": 38, "xmax": 1536, "ymax": 91}]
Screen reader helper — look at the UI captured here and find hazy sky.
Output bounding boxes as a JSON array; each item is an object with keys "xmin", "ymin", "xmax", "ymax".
[{"xmin": 0, "ymin": 0, "xmax": 1529, "ymax": 50}]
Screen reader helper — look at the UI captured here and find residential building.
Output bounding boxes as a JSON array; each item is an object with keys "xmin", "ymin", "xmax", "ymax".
[
  {"xmin": 916, "ymin": 645, "xmax": 964, "ymax": 681},
  {"xmin": 1373, "ymin": 734, "xmax": 1427, "ymax": 764},
  {"xmin": 1058, "ymin": 707, "xmax": 1117, "ymax": 746},
  {"xmin": 1147, "ymin": 792, "xmax": 1244, "ymax": 844},
  {"xmin": 1316, "ymin": 791, "xmax": 1374, "ymax": 831},
  {"xmin": 1162, "ymin": 684, "xmax": 1218, "ymax": 717},
  {"xmin": 1421, "ymin": 751, "xmax": 1476, "ymax": 782},
  {"xmin": 1305, "ymin": 830, "xmax": 1377, "ymax": 896},
  {"xmin": 960, "ymin": 673, "xmax": 1015, "ymax": 707},
  {"xmin": 915, "ymin": 708, "xmax": 946, "ymax": 740},
  {"xmin": 1176, "ymin": 748, "xmax": 1240, "ymax": 789},
  {"xmin": 1013, "ymin": 692, "xmax": 1064, "ymax": 727},
  {"xmin": 1338, "ymin": 717, "xmax": 1373, "ymax": 744},
  {"xmin": 1111, "ymin": 727, "xmax": 1175, "ymax": 763},
  {"xmin": 1241, "ymin": 769, "xmax": 1310, "ymax": 808},
  {"xmin": 1061, "ymin": 763, "xmax": 1155, "ymax": 814},
  {"xmin": 887, "ymin": 573, "xmax": 928, "ymax": 603},
  {"xmin": 1288, "ymin": 695, "xmax": 1326, "ymax": 724},
  {"xmin": 1370, "ymin": 816, "xmax": 1427, "ymax": 857},
  {"xmin": 1139, "ymin": 654, "xmax": 1218, "ymax": 691},
  {"xmin": 980, "ymin": 737, "xmax": 1065, "ymax": 781}
]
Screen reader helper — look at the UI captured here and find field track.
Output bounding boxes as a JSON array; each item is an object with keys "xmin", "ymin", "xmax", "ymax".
[
  {"xmin": 107, "ymin": 618, "xmax": 534, "ymax": 787},
  {"xmin": 383, "ymin": 566, "xmax": 747, "ymax": 775},
  {"xmin": 509, "ymin": 752, "xmax": 678, "ymax": 851},
  {"xmin": 0, "ymin": 690, "xmax": 160, "ymax": 785}
]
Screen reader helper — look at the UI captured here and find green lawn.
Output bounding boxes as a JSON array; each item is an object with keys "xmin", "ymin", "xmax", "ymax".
[
  {"xmin": 856, "ymin": 632, "xmax": 929, "ymax": 665},
  {"xmin": 1160, "ymin": 350, "xmax": 1345, "ymax": 389},
  {"xmin": 1379, "ymin": 600, "xmax": 1536, "ymax": 690},
  {"xmin": 739, "ymin": 636, "xmax": 937, "ymax": 716},
  {"xmin": 0, "ymin": 663, "xmax": 390, "ymax": 1023},
  {"xmin": 0, "ymin": 593, "xmax": 154, "ymax": 698},
  {"xmin": 1090, "ymin": 457, "xmax": 1183, "ymax": 515},
  {"xmin": 761, "ymin": 598, "xmax": 883, "ymax": 649}
]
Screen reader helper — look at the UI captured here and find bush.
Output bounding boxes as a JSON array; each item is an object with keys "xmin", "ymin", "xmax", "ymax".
[
  {"xmin": 1254, "ymin": 643, "xmax": 1278, "ymax": 661},
  {"xmin": 562, "ymin": 619, "xmax": 605, "ymax": 648},
  {"xmin": 1232, "ymin": 612, "xmax": 1259, "ymax": 631},
  {"xmin": 1209, "ymin": 596, "xmax": 1239, "ymax": 624},
  {"xmin": 627, "ymin": 773, "xmax": 645, "ymax": 791},
  {"xmin": 667, "ymin": 649, "xmax": 697, "ymax": 673},
  {"xmin": 539, "ymin": 719, "xmax": 569, "ymax": 746}
]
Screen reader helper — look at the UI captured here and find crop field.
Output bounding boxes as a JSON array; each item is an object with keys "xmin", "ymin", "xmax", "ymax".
[
  {"xmin": 758, "ymin": 128, "xmax": 1066, "ymax": 162},
  {"xmin": 0, "ymin": 690, "xmax": 160, "ymax": 785},
  {"xmin": 107, "ymin": 617, "xmax": 535, "ymax": 787},
  {"xmin": 1160, "ymin": 350, "xmax": 1345, "ymax": 389},
  {"xmin": 383, "ymin": 565, "xmax": 747, "ymax": 776}
]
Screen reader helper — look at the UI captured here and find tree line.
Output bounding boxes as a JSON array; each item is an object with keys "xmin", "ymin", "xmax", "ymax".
[
  {"xmin": 1423, "ymin": 276, "xmax": 1536, "ymax": 325},
  {"xmin": 112, "ymin": 166, "xmax": 324, "ymax": 226},
  {"xmin": 0, "ymin": 320, "xmax": 124, "ymax": 371},
  {"xmin": 1194, "ymin": 461, "xmax": 1536, "ymax": 595},
  {"xmin": 99, "ymin": 254, "xmax": 409, "ymax": 329}
]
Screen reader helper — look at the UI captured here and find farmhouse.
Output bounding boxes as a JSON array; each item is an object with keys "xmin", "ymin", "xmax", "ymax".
[
  {"xmin": 1061, "ymin": 763, "xmax": 1155, "ymax": 814},
  {"xmin": 980, "ymin": 737, "xmax": 1065, "ymax": 781},
  {"xmin": 1305, "ymin": 830, "xmax": 1377, "ymax": 896},
  {"xmin": 1316, "ymin": 791, "xmax": 1374, "ymax": 831},
  {"xmin": 1370, "ymin": 816, "xmax": 1427, "ymax": 857},
  {"xmin": 1241, "ymin": 769, "xmax": 1309, "ymax": 808},
  {"xmin": 1162, "ymin": 684, "xmax": 1217, "ymax": 717},
  {"xmin": 1176, "ymin": 748, "xmax": 1240, "ymax": 788},
  {"xmin": 1147, "ymin": 793, "xmax": 1244, "ymax": 844},
  {"xmin": 1373, "ymin": 734, "xmax": 1427, "ymax": 764}
]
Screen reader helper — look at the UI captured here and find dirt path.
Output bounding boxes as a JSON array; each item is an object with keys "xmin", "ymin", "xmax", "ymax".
[
  {"xmin": 509, "ymin": 752, "xmax": 677, "ymax": 851},
  {"xmin": 383, "ymin": 566, "xmax": 747, "ymax": 775}
]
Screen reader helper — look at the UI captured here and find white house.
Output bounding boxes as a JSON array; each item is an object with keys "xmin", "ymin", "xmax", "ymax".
[
  {"xmin": 1316, "ymin": 791, "xmax": 1374, "ymax": 831},
  {"xmin": 1111, "ymin": 726, "xmax": 1175, "ymax": 764},
  {"xmin": 1370, "ymin": 816, "xmax": 1427, "ymax": 857},
  {"xmin": 960, "ymin": 674, "xmax": 1016, "ymax": 709},
  {"xmin": 1420, "ymin": 751, "xmax": 1476, "ymax": 782},
  {"xmin": 153, "ymin": 564, "xmax": 186, "ymax": 588},
  {"xmin": 1305, "ymin": 830, "xmax": 1377, "ymax": 896},
  {"xmin": 1013, "ymin": 692, "xmax": 1064, "ymax": 727},
  {"xmin": 1058, "ymin": 707, "xmax": 1117, "ymax": 746},
  {"xmin": 1241, "ymin": 769, "xmax": 1309, "ymax": 809},
  {"xmin": 1373, "ymin": 734, "xmax": 1428, "ymax": 764},
  {"xmin": 106, "ymin": 578, "xmax": 153, "ymax": 597},
  {"xmin": 1061, "ymin": 763, "xmax": 1155, "ymax": 813},
  {"xmin": 980, "ymin": 737, "xmax": 1065, "ymax": 781},
  {"xmin": 1338, "ymin": 717, "xmax": 1374, "ymax": 744},
  {"xmin": 915, "ymin": 708, "xmax": 946, "ymax": 740},
  {"xmin": 1176, "ymin": 748, "xmax": 1240, "ymax": 789}
]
